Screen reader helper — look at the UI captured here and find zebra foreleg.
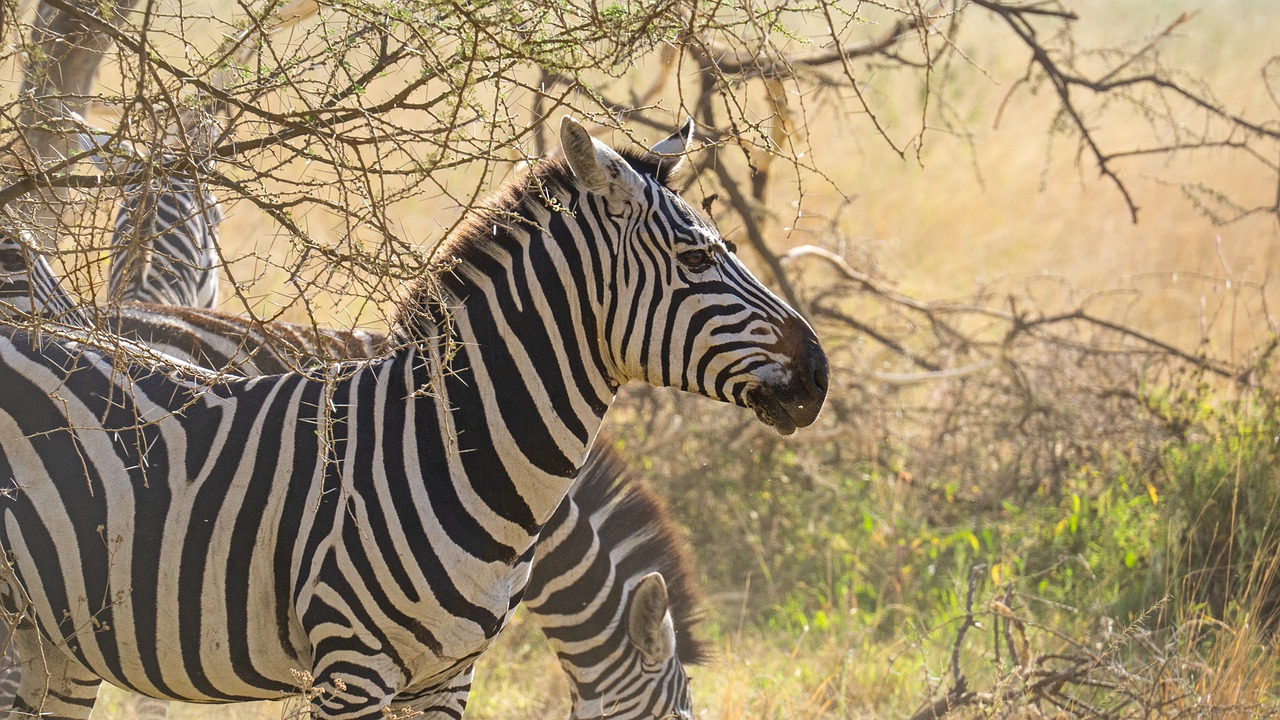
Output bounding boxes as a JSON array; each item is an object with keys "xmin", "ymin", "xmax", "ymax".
[{"xmin": 2, "ymin": 623, "xmax": 100, "ymax": 720}]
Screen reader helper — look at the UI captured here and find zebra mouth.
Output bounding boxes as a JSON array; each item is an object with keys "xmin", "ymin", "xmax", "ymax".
[{"xmin": 744, "ymin": 386, "xmax": 800, "ymax": 435}]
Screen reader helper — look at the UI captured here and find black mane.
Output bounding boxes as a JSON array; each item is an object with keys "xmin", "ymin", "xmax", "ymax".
[{"xmin": 393, "ymin": 140, "xmax": 684, "ymax": 334}]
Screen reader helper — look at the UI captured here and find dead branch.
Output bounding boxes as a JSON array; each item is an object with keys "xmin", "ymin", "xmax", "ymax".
[{"xmin": 973, "ymin": 0, "xmax": 1280, "ymax": 223}]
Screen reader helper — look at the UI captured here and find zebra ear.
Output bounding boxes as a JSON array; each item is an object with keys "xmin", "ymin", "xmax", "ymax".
[
  {"xmin": 648, "ymin": 117, "xmax": 694, "ymax": 175},
  {"xmin": 627, "ymin": 572, "xmax": 677, "ymax": 664},
  {"xmin": 559, "ymin": 116, "xmax": 645, "ymax": 198}
]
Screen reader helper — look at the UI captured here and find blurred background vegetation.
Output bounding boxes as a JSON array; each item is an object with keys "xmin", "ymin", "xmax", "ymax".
[{"xmin": 4, "ymin": 0, "xmax": 1280, "ymax": 717}]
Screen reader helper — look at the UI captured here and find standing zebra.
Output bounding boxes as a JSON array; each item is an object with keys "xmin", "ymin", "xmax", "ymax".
[
  {"xmin": 9, "ymin": 195, "xmax": 708, "ymax": 720},
  {"xmin": 0, "ymin": 117, "xmax": 827, "ymax": 719}
]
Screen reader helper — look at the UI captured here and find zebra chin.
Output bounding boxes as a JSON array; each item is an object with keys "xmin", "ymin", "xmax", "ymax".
[
  {"xmin": 741, "ymin": 348, "xmax": 829, "ymax": 435},
  {"xmin": 743, "ymin": 382, "xmax": 821, "ymax": 435}
]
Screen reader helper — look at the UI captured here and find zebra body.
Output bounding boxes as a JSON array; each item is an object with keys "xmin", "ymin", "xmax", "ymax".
[
  {"xmin": 91, "ymin": 307, "xmax": 710, "ymax": 720},
  {"xmin": 5, "ymin": 216, "xmax": 706, "ymax": 720},
  {"xmin": 0, "ymin": 117, "xmax": 827, "ymax": 719},
  {"xmin": 0, "ymin": 301, "xmax": 578, "ymax": 717}
]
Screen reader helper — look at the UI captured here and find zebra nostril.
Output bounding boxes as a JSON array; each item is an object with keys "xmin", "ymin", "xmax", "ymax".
[{"xmin": 812, "ymin": 363, "xmax": 828, "ymax": 395}]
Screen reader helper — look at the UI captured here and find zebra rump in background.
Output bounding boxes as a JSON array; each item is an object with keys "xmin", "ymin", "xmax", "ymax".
[
  {"xmin": 78, "ymin": 131, "xmax": 224, "ymax": 309},
  {"xmin": 0, "ymin": 117, "xmax": 827, "ymax": 719},
  {"xmin": 0, "ymin": 223, "xmax": 709, "ymax": 719}
]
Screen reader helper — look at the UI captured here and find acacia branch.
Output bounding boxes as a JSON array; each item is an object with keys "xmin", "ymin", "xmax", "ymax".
[
  {"xmin": 973, "ymin": 0, "xmax": 1280, "ymax": 223},
  {"xmin": 703, "ymin": 2, "xmax": 938, "ymax": 77}
]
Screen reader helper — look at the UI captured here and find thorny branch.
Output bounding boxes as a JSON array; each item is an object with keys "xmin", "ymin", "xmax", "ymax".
[{"xmin": 973, "ymin": 0, "xmax": 1280, "ymax": 223}]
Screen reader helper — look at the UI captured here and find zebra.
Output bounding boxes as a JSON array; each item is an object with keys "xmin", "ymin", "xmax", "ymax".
[
  {"xmin": 0, "ymin": 116, "xmax": 828, "ymax": 719},
  {"xmin": 77, "ymin": 131, "xmax": 224, "ymax": 309},
  {"xmin": 107, "ymin": 161, "xmax": 223, "ymax": 308},
  {"xmin": 7, "ymin": 194, "xmax": 708, "ymax": 720},
  {"xmin": 525, "ymin": 442, "xmax": 708, "ymax": 720}
]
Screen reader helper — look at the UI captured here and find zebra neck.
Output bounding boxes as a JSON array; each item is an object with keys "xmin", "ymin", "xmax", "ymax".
[{"xmin": 396, "ymin": 298, "xmax": 614, "ymax": 533}]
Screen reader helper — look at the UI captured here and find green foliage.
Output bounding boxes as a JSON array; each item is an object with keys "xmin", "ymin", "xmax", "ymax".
[
  {"xmin": 1156, "ymin": 398, "xmax": 1280, "ymax": 623},
  {"xmin": 614, "ymin": 363, "xmax": 1280, "ymax": 646}
]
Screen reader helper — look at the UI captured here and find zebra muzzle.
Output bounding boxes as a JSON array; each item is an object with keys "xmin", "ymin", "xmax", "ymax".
[{"xmin": 744, "ymin": 340, "xmax": 828, "ymax": 435}]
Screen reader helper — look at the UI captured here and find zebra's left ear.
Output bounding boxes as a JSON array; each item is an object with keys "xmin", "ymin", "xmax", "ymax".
[
  {"xmin": 627, "ymin": 572, "xmax": 677, "ymax": 664},
  {"xmin": 648, "ymin": 117, "xmax": 695, "ymax": 177},
  {"xmin": 560, "ymin": 116, "xmax": 647, "ymax": 199}
]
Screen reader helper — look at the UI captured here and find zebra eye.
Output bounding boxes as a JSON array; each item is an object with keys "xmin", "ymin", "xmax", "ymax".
[{"xmin": 676, "ymin": 249, "xmax": 712, "ymax": 272}]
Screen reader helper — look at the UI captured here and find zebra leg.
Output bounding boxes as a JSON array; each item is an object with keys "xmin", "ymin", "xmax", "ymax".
[
  {"xmin": 3, "ymin": 622, "xmax": 100, "ymax": 720},
  {"xmin": 307, "ymin": 657, "xmax": 399, "ymax": 720},
  {"xmin": 130, "ymin": 695, "xmax": 170, "ymax": 720},
  {"xmin": 393, "ymin": 665, "xmax": 473, "ymax": 720}
]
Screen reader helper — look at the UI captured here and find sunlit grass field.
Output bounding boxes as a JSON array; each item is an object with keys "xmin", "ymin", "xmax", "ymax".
[{"xmin": 6, "ymin": 0, "xmax": 1280, "ymax": 717}]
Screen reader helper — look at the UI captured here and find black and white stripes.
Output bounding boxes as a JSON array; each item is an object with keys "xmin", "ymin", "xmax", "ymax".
[
  {"xmin": 525, "ymin": 443, "xmax": 708, "ymax": 720},
  {"xmin": 77, "ymin": 130, "xmax": 223, "ymax": 310},
  {"xmin": 106, "ymin": 164, "xmax": 223, "ymax": 308},
  {"xmin": 0, "ymin": 229, "xmax": 90, "ymax": 328},
  {"xmin": 0, "ymin": 117, "xmax": 827, "ymax": 720}
]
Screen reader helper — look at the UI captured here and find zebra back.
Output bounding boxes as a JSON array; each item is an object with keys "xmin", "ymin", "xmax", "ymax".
[{"xmin": 110, "ymin": 303, "xmax": 385, "ymax": 374}]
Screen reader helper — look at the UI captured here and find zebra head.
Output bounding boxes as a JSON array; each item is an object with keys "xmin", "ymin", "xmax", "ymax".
[
  {"xmin": 560, "ymin": 117, "xmax": 828, "ymax": 434},
  {"xmin": 569, "ymin": 572, "xmax": 695, "ymax": 720}
]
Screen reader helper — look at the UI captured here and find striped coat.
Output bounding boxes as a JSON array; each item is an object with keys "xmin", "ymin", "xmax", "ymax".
[
  {"xmin": 0, "ymin": 117, "xmax": 827, "ymax": 719},
  {"xmin": 4, "ymin": 203, "xmax": 707, "ymax": 720}
]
